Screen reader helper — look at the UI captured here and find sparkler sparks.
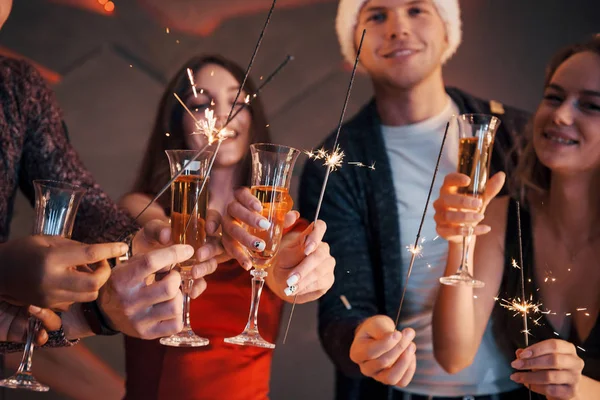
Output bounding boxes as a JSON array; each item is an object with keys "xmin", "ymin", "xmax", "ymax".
[
  {"xmin": 187, "ymin": 68, "xmax": 197, "ymax": 97},
  {"xmin": 406, "ymin": 243, "xmax": 423, "ymax": 258}
]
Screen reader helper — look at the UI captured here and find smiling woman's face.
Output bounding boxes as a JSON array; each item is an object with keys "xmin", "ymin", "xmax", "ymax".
[{"xmin": 182, "ymin": 63, "xmax": 252, "ymax": 168}]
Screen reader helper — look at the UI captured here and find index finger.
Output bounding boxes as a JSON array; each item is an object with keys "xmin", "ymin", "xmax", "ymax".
[
  {"xmin": 137, "ymin": 219, "xmax": 172, "ymax": 247},
  {"xmin": 440, "ymin": 173, "xmax": 471, "ymax": 194},
  {"xmin": 205, "ymin": 209, "xmax": 222, "ymax": 235},
  {"xmin": 50, "ymin": 242, "xmax": 129, "ymax": 266},
  {"xmin": 234, "ymin": 187, "xmax": 262, "ymax": 213},
  {"xmin": 303, "ymin": 220, "xmax": 327, "ymax": 255},
  {"xmin": 518, "ymin": 339, "xmax": 577, "ymax": 359},
  {"xmin": 123, "ymin": 244, "xmax": 194, "ymax": 281}
]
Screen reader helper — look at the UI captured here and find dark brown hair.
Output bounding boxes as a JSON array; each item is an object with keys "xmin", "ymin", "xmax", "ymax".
[
  {"xmin": 133, "ymin": 54, "xmax": 271, "ymax": 209},
  {"xmin": 511, "ymin": 35, "xmax": 600, "ymax": 200}
]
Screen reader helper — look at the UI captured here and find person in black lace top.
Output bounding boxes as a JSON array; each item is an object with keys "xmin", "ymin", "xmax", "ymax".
[{"xmin": 433, "ymin": 35, "xmax": 600, "ymax": 399}]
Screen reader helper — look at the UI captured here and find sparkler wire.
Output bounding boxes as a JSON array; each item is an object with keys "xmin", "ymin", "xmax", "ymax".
[
  {"xmin": 395, "ymin": 122, "xmax": 450, "ymax": 327},
  {"xmin": 282, "ymin": 29, "xmax": 367, "ymax": 344}
]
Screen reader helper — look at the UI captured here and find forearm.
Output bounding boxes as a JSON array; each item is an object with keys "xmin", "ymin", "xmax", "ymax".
[{"xmin": 433, "ymin": 241, "xmax": 478, "ymax": 373}]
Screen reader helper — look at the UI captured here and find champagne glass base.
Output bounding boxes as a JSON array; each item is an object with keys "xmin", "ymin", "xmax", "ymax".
[
  {"xmin": 159, "ymin": 328, "xmax": 209, "ymax": 347},
  {"xmin": 224, "ymin": 331, "xmax": 275, "ymax": 349},
  {"xmin": 0, "ymin": 373, "xmax": 49, "ymax": 392},
  {"xmin": 440, "ymin": 271, "xmax": 485, "ymax": 288}
]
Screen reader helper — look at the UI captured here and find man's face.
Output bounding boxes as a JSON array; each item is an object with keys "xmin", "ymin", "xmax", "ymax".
[{"xmin": 355, "ymin": 0, "xmax": 448, "ymax": 90}]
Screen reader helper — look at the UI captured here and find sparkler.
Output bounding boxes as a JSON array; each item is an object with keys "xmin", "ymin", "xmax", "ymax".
[
  {"xmin": 187, "ymin": 68, "xmax": 197, "ymax": 97},
  {"xmin": 516, "ymin": 201, "xmax": 532, "ymax": 400},
  {"xmin": 282, "ymin": 29, "xmax": 367, "ymax": 344},
  {"xmin": 394, "ymin": 121, "xmax": 450, "ymax": 326}
]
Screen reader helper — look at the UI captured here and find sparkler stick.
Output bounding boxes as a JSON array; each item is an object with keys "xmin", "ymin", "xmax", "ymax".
[
  {"xmin": 116, "ymin": 55, "xmax": 292, "ymax": 243},
  {"xmin": 395, "ymin": 121, "xmax": 450, "ymax": 326},
  {"xmin": 282, "ymin": 29, "xmax": 366, "ymax": 345},
  {"xmin": 516, "ymin": 201, "xmax": 532, "ymax": 400}
]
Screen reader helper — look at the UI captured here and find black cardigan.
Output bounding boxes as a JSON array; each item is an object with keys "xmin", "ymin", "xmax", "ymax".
[{"xmin": 299, "ymin": 87, "xmax": 531, "ymax": 400}]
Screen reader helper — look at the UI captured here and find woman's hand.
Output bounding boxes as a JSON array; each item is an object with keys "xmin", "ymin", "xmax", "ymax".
[
  {"xmin": 510, "ymin": 339, "xmax": 585, "ymax": 400},
  {"xmin": 433, "ymin": 172, "xmax": 505, "ymax": 243}
]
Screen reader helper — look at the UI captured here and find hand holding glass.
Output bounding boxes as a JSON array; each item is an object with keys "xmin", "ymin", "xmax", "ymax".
[
  {"xmin": 439, "ymin": 114, "xmax": 500, "ymax": 288},
  {"xmin": 224, "ymin": 143, "xmax": 300, "ymax": 349}
]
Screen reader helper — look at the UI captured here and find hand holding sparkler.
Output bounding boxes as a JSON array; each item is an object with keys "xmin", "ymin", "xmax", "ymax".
[
  {"xmin": 349, "ymin": 315, "xmax": 417, "ymax": 387},
  {"xmin": 433, "ymin": 171, "xmax": 506, "ymax": 243},
  {"xmin": 510, "ymin": 339, "xmax": 584, "ymax": 399},
  {"xmin": 221, "ymin": 187, "xmax": 335, "ymax": 303}
]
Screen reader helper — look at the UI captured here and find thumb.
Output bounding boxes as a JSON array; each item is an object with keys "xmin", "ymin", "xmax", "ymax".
[
  {"xmin": 358, "ymin": 315, "xmax": 397, "ymax": 341},
  {"xmin": 482, "ymin": 172, "xmax": 506, "ymax": 208}
]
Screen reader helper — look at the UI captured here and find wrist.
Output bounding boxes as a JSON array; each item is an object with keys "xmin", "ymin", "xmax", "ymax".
[{"xmin": 82, "ymin": 291, "xmax": 120, "ymax": 336}]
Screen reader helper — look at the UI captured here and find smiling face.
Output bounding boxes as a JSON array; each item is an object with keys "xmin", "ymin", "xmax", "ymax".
[
  {"xmin": 532, "ymin": 51, "xmax": 600, "ymax": 175},
  {"xmin": 355, "ymin": 0, "xmax": 448, "ymax": 89},
  {"xmin": 182, "ymin": 63, "xmax": 252, "ymax": 169}
]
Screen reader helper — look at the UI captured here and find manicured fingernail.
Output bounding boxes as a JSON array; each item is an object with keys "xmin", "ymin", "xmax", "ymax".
[
  {"xmin": 252, "ymin": 201, "xmax": 262, "ymax": 212},
  {"xmin": 304, "ymin": 241, "xmax": 316, "ymax": 255},
  {"xmin": 286, "ymin": 273, "xmax": 300, "ymax": 286},
  {"xmin": 29, "ymin": 306, "xmax": 41, "ymax": 313},
  {"xmin": 284, "ymin": 285, "xmax": 298, "ymax": 296},
  {"xmin": 253, "ymin": 241, "xmax": 266, "ymax": 251},
  {"xmin": 519, "ymin": 350, "xmax": 532, "ymax": 359},
  {"xmin": 511, "ymin": 359, "xmax": 524, "ymax": 368},
  {"xmin": 258, "ymin": 219, "xmax": 271, "ymax": 230}
]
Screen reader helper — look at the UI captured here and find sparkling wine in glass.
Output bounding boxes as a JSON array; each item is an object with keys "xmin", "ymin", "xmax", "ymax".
[
  {"xmin": 439, "ymin": 114, "xmax": 500, "ymax": 288},
  {"xmin": 224, "ymin": 143, "xmax": 300, "ymax": 349},
  {"xmin": 159, "ymin": 149, "xmax": 213, "ymax": 347},
  {"xmin": 0, "ymin": 180, "xmax": 85, "ymax": 392}
]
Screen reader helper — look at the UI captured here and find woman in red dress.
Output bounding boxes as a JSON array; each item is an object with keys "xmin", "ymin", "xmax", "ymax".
[{"xmin": 120, "ymin": 54, "xmax": 335, "ymax": 400}]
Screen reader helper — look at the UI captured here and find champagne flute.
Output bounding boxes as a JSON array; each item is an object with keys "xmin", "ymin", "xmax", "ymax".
[
  {"xmin": 439, "ymin": 114, "xmax": 500, "ymax": 288},
  {"xmin": 224, "ymin": 143, "xmax": 300, "ymax": 349},
  {"xmin": 0, "ymin": 180, "xmax": 86, "ymax": 391},
  {"xmin": 159, "ymin": 149, "xmax": 213, "ymax": 347}
]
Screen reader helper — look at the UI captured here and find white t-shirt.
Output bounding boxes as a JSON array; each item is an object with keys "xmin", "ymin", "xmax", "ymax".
[{"xmin": 382, "ymin": 98, "xmax": 518, "ymax": 396}]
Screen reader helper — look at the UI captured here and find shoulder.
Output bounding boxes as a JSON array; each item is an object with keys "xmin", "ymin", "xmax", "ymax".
[{"xmin": 446, "ymin": 87, "xmax": 531, "ymax": 129}]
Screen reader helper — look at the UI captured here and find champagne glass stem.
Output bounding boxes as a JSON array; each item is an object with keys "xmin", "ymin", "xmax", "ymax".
[
  {"xmin": 244, "ymin": 269, "xmax": 267, "ymax": 334},
  {"xmin": 459, "ymin": 226, "xmax": 474, "ymax": 275},
  {"xmin": 16, "ymin": 318, "xmax": 41, "ymax": 376},
  {"xmin": 182, "ymin": 277, "xmax": 193, "ymax": 331}
]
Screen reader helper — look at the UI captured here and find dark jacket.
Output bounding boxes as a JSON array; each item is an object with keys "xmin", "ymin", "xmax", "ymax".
[{"xmin": 298, "ymin": 87, "xmax": 531, "ymax": 400}]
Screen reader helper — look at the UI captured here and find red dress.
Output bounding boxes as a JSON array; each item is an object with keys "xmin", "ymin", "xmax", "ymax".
[{"xmin": 124, "ymin": 221, "xmax": 308, "ymax": 400}]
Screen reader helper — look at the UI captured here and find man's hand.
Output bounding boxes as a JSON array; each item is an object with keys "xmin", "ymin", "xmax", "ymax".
[{"xmin": 0, "ymin": 236, "xmax": 127, "ymax": 310}]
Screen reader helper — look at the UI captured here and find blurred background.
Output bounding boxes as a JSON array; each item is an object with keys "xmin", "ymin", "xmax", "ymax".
[{"xmin": 2, "ymin": 0, "xmax": 599, "ymax": 399}]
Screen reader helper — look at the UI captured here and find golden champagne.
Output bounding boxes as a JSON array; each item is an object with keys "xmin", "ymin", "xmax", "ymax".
[
  {"xmin": 170, "ymin": 174, "xmax": 209, "ymax": 272},
  {"xmin": 457, "ymin": 136, "xmax": 493, "ymax": 196},
  {"xmin": 248, "ymin": 185, "xmax": 293, "ymax": 269}
]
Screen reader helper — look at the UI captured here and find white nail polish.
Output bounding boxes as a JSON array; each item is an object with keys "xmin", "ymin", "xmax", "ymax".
[
  {"xmin": 286, "ymin": 274, "xmax": 299, "ymax": 286},
  {"xmin": 253, "ymin": 241, "xmax": 266, "ymax": 251},
  {"xmin": 284, "ymin": 285, "xmax": 298, "ymax": 296},
  {"xmin": 258, "ymin": 219, "xmax": 271, "ymax": 230}
]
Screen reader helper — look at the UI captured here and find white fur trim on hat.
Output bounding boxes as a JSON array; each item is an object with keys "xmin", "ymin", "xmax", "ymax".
[{"xmin": 336, "ymin": 0, "xmax": 462, "ymax": 66}]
